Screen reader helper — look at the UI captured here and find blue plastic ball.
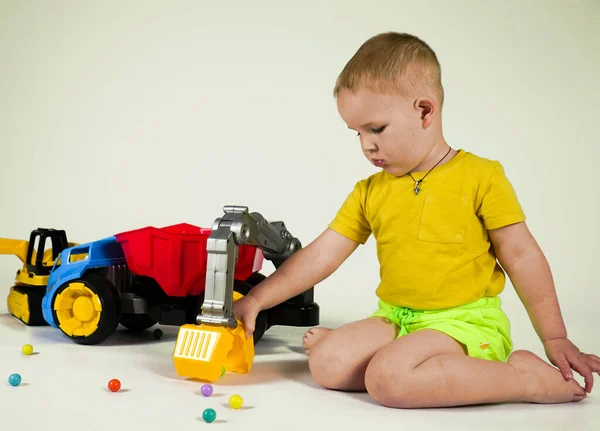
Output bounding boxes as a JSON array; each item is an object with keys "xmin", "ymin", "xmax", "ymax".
[
  {"xmin": 8, "ymin": 373, "xmax": 21, "ymax": 386},
  {"xmin": 202, "ymin": 408, "xmax": 216, "ymax": 423}
]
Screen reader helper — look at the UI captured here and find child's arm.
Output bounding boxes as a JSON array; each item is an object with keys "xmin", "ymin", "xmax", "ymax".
[
  {"xmin": 233, "ymin": 227, "xmax": 360, "ymax": 334},
  {"xmin": 489, "ymin": 221, "xmax": 600, "ymax": 392},
  {"xmin": 247, "ymin": 227, "xmax": 359, "ymax": 308},
  {"xmin": 489, "ymin": 222, "xmax": 567, "ymax": 342}
]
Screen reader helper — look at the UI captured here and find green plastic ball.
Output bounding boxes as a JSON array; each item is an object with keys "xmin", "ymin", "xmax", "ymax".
[{"xmin": 202, "ymin": 408, "xmax": 216, "ymax": 423}]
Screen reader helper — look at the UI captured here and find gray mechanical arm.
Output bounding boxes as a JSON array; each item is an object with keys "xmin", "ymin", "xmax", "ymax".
[{"xmin": 197, "ymin": 205, "xmax": 302, "ymax": 329}]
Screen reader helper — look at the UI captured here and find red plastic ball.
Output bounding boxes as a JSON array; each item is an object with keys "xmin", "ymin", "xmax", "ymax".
[{"xmin": 108, "ymin": 379, "xmax": 121, "ymax": 392}]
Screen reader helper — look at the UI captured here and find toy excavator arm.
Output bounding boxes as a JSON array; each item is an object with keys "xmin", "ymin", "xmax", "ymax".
[
  {"xmin": 198, "ymin": 205, "xmax": 302, "ymax": 329},
  {"xmin": 0, "ymin": 239, "xmax": 29, "ymax": 265}
]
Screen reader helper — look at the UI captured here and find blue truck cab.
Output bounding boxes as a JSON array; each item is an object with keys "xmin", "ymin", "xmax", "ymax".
[{"xmin": 41, "ymin": 236, "xmax": 127, "ymax": 328}]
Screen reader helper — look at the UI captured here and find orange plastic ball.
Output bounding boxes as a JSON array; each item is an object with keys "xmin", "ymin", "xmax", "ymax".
[{"xmin": 108, "ymin": 378, "xmax": 121, "ymax": 392}]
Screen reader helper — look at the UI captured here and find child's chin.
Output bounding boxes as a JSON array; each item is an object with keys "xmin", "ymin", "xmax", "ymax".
[{"xmin": 382, "ymin": 166, "xmax": 404, "ymax": 176}]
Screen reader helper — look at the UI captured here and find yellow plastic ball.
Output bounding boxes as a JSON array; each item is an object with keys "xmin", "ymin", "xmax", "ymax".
[
  {"xmin": 22, "ymin": 344, "xmax": 33, "ymax": 355},
  {"xmin": 229, "ymin": 394, "xmax": 243, "ymax": 409}
]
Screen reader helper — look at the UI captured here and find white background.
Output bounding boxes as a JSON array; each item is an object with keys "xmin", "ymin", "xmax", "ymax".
[{"xmin": 1, "ymin": 0, "xmax": 599, "ymax": 430}]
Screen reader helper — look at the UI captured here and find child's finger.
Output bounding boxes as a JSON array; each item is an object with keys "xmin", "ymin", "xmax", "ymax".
[
  {"xmin": 588, "ymin": 355, "xmax": 600, "ymax": 376},
  {"xmin": 244, "ymin": 319, "xmax": 254, "ymax": 339},
  {"xmin": 555, "ymin": 353, "xmax": 573, "ymax": 379},
  {"xmin": 568, "ymin": 354, "xmax": 594, "ymax": 392}
]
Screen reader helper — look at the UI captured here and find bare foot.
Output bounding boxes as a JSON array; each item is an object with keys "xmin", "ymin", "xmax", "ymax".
[
  {"xmin": 303, "ymin": 327, "xmax": 331, "ymax": 355},
  {"xmin": 508, "ymin": 350, "xmax": 587, "ymax": 403}
]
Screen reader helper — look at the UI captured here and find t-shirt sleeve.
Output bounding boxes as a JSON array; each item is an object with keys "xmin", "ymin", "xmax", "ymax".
[
  {"xmin": 328, "ymin": 180, "xmax": 372, "ymax": 244},
  {"xmin": 478, "ymin": 162, "xmax": 526, "ymax": 230}
]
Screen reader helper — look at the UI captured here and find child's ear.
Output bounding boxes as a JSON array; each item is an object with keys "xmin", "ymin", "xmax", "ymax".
[{"xmin": 414, "ymin": 97, "xmax": 435, "ymax": 128}]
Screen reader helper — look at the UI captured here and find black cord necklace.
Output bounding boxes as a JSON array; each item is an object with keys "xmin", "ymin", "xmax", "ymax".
[{"xmin": 408, "ymin": 147, "xmax": 452, "ymax": 195}]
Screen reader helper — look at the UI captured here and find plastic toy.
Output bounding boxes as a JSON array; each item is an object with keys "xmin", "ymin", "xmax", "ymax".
[
  {"xmin": 201, "ymin": 384, "xmax": 213, "ymax": 397},
  {"xmin": 108, "ymin": 379, "xmax": 121, "ymax": 392},
  {"xmin": 8, "ymin": 373, "xmax": 21, "ymax": 386},
  {"xmin": 22, "ymin": 344, "xmax": 33, "ymax": 355},
  {"xmin": 153, "ymin": 328, "xmax": 163, "ymax": 339},
  {"xmin": 3, "ymin": 205, "xmax": 319, "ymax": 382},
  {"xmin": 202, "ymin": 408, "xmax": 217, "ymax": 423},
  {"xmin": 23, "ymin": 205, "xmax": 319, "ymax": 350},
  {"xmin": 1, "ymin": 228, "xmax": 77, "ymax": 326},
  {"xmin": 229, "ymin": 394, "xmax": 243, "ymax": 409},
  {"xmin": 172, "ymin": 206, "xmax": 312, "ymax": 381}
]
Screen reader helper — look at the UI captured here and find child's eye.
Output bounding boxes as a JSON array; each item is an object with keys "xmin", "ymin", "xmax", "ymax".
[{"xmin": 356, "ymin": 126, "xmax": 385, "ymax": 137}]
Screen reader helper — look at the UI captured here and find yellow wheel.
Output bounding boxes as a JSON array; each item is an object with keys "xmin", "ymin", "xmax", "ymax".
[
  {"xmin": 54, "ymin": 282, "xmax": 102, "ymax": 337},
  {"xmin": 52, "ymin": 273, "xmax": 119, "ymax": 345}
]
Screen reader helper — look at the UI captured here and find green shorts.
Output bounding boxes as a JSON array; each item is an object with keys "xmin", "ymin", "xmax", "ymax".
[{"xmin": 371, "ymin": 296, "xmax": 513, "ymax": 362}]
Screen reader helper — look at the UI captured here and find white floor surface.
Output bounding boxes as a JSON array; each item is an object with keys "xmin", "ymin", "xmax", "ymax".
[{"xmin": 1, "ymin": 308, "xmax": 599, "ymax": 431}]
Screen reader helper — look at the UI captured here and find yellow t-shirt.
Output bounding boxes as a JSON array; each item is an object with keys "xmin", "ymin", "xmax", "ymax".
[{"xmin": 329, "ymin": 149, "xmax": 526, "ymax": 310}]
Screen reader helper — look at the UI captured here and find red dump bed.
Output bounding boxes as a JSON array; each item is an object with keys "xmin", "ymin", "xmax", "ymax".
[{"xmin": 114, "ymin": 223, "xmax": 263, "ymax": 297}]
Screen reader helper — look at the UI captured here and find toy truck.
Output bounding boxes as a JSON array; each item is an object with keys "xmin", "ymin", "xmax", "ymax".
[
  {"xmin": 1, "ymin": 228, "xmax": 76, "ymax": 326},
  {"xmin": 40, "ymin": 206, "xmax": 319, "ymax": 346}
]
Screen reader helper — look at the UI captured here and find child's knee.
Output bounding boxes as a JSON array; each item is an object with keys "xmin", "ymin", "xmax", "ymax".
[
  {"xmin": 364, "ymin": 355, "xmax": 414, "ymax": 407},
  {"xmin": 308, "ymin": 341, "xmax": 351, "ymax": 389}
]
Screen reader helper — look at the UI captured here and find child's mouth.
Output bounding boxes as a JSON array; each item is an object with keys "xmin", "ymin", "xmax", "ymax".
[{"xmin": 372, "ymin": 159, "xmax": 385, "ymax": 167}]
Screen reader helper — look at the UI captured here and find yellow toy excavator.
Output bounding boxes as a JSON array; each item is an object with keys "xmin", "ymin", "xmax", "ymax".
[
  {"xmin": 173, "ymin": 206, "xmax": 303, "ymax": 382},
  {"xmin": 1, "ymin": 228, "xmax": 76, "ymax": 325}
]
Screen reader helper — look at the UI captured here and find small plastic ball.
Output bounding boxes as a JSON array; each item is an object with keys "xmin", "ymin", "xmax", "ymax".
[
  {"xmin": 153, "ymin": 329, "xmax": 163, "ymax": 339},
  {"xmin": 229, "ymin": 394, "xmax": 243, "ymax": 409},
  {"xmin": 8, "ymin": 373, "xmax": 21, "ymax": 386},
  {"xmin": 220, "ymin": 366, "xmax": 226, "ymax": 377},
  {"xmin": 201, "ymin": 383, "xmax": 213, "ymax": 397},
  {"xmin": 108, "ymin": 378, "xmax": 121, "ymax": 392},
  {"xmin": 22, "ymin": 344, "xmax": 33, "ymax": 355},
  {"xmin": 202, "ymin": 408, "xmax": 216, "ymax": 423}
]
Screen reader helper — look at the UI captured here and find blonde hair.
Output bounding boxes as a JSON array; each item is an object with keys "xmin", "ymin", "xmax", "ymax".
[{"xmin": 334, "ymin": 32, "xmax": 444, "ymax": 105}]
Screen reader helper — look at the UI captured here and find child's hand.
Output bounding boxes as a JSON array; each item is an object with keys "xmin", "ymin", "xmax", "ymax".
[
  {"xmin": 232, "ymin": 294, "xmax": 262, "ymax": 339},
  {"xmin": 543, "ymin": 338, "xmax": 600, "ymax": 393}
]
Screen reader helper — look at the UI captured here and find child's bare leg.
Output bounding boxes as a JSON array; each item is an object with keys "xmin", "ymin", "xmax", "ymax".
[
  {"xmin": 306, "ymin": 317, "xmax": 398, "ymax": 391},
  {"xmin": 364, "ymin": 329, "xmax": 587, "ymax": 408}
]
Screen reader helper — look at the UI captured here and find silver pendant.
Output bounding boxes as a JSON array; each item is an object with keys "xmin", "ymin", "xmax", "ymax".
[{"xmin": 414, "ymin": 181, "xmax": 421, "ymax": 195}]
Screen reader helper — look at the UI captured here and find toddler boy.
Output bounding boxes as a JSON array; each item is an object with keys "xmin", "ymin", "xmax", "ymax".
[{"xmin": 232, "ymin": 32, "xmax": 600, "ymax": 408}]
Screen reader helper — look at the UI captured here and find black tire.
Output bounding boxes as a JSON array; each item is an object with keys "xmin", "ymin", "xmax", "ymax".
[
  {"xmin": 119, "ymin": 314, "xmax": 157, "ymax": 332},
  {"xmin": 52, "ymin": 272, "xmax": 120, "ymax": 345}
]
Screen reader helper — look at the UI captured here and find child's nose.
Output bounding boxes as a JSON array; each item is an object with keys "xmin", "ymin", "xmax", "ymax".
[{"xmin": 362, "ymin": 140, "xmax": 378, "ymax": 152}]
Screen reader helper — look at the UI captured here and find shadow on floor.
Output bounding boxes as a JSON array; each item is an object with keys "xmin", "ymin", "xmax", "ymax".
[
  {"xmin": 0, "ymin": 313, "xmax": 30, "ymax": 330},
  {"xmin": 146, "ymin": 353, "xmax": 316, "ymax": 387}
]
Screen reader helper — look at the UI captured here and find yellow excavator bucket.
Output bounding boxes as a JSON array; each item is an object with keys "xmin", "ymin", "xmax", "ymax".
[
  {"xmin": 173, "ymin": 289, "xmax": 255, "ymax": 382},
  {"xmin": 172, "ymin": 321, "xmax": 254, "ymax": 382}
]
